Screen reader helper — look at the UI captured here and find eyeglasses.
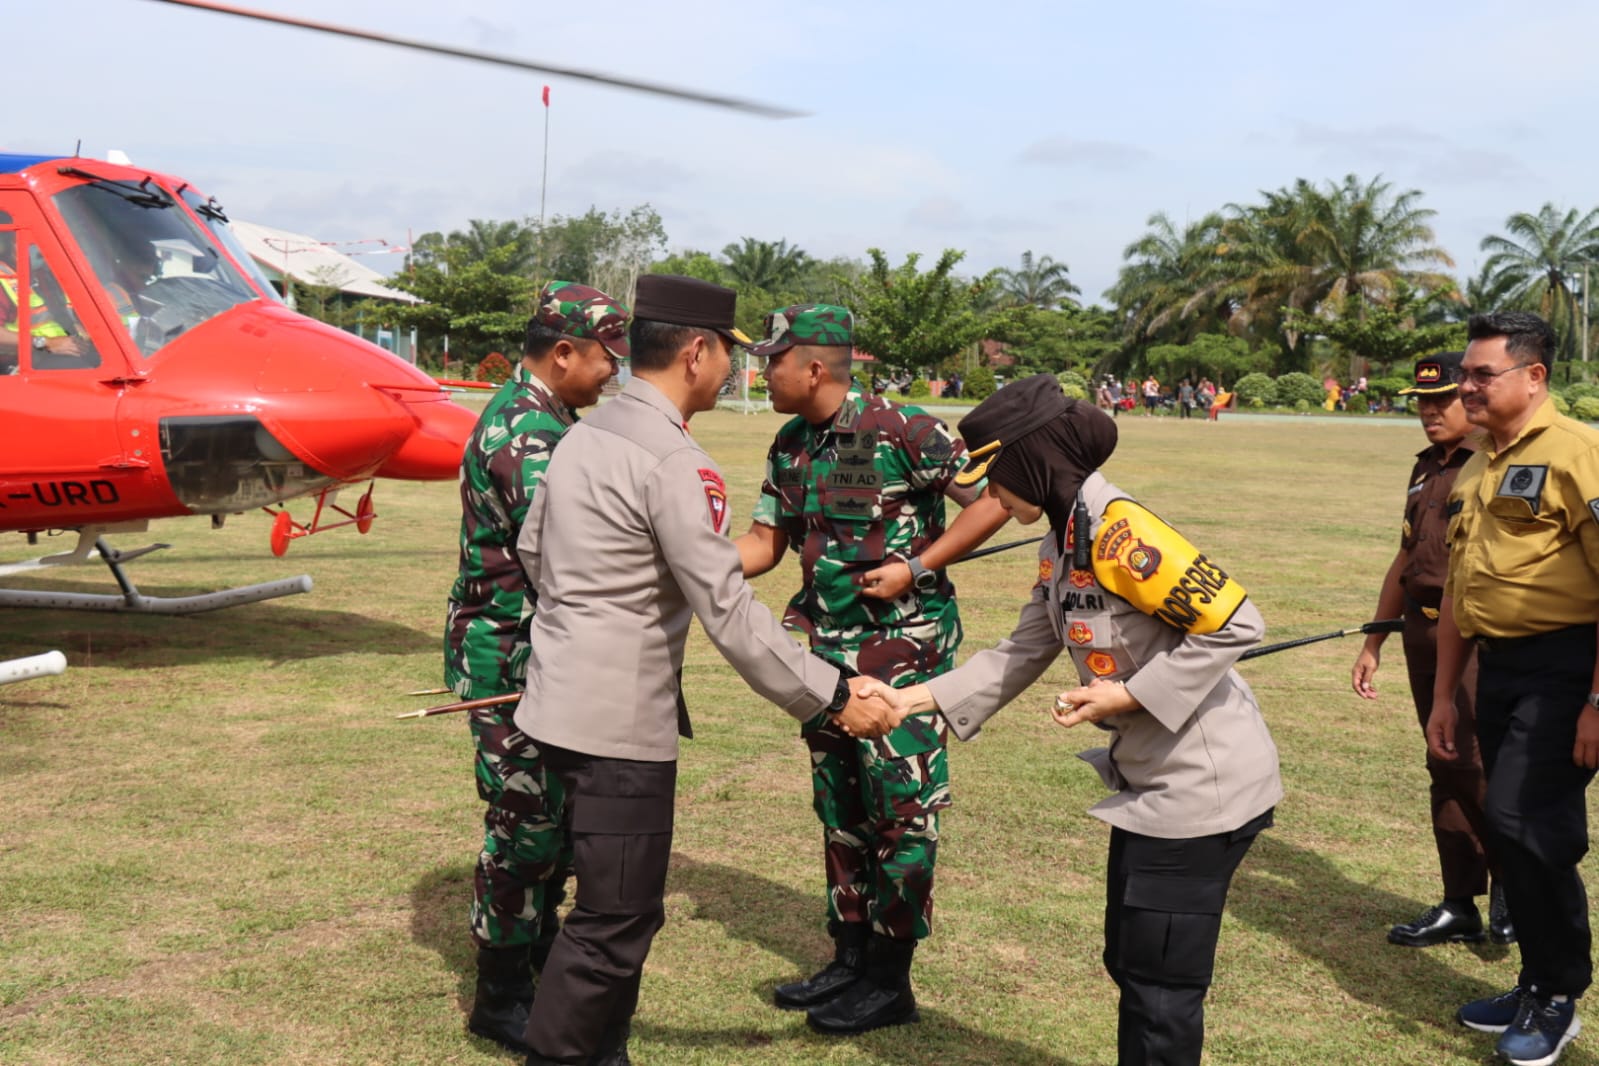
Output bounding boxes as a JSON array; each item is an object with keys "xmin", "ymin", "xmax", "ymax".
[{"xmin": 1449, "ymin": 362, "xmax": 1535, "ymax": 387}]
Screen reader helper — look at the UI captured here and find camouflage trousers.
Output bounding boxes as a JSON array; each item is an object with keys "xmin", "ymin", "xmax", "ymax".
[
  {"xmin": 805, "ymin": 716, "xmax": 951, "ymax": 941},
  {"xmin": 468, "ymin": 706, "xmax": 572, "ymax": 950}
]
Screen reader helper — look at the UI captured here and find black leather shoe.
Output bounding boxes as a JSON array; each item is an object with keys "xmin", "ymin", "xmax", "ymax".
[
  {"xmin": 1489, "ymin": 883, "xmax": 1516, "ymax": 945},
  {"xmin": 774, "ymin": 921, "xmax": 869, "ymax": 1010},
  {"xmin": 1388, "ymin": 902, "xmax": 1484, "ymax": 947}
]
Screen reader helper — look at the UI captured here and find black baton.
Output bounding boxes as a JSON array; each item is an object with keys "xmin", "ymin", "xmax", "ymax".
[{"xmin": 1239, "ymin": 618, "xmax": 1404, "ymax": 661}]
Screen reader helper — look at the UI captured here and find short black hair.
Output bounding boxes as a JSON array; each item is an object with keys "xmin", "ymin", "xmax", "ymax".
[
  {"xmin": 1467, "ymin": 311, "xmax": 1558, "ymax": 371},
  {"xmin": 629, "ymin": 317, "xmax": 717, "ymax": 372},
  {"xmin": 524, "ymin": 319, "xmax": 565, "ymax": 359}
]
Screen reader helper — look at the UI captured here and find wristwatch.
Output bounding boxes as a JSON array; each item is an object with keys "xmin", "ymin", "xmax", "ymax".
[
  {"xmin": 1586, "ymin": 692, "xmax": 1599, "ymax": 711},
  {"xmin": 825, "ymin": 675, "xmax": 852, "ymax": 717},
  {"xmin": 906, "ymin": 556, "xmax": 939, "ymax": 594},
  {"xmin": 32, "ymin": 335, "xmax": 47, "ymax": 351}
]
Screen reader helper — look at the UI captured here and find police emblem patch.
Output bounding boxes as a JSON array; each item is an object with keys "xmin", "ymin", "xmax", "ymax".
[
  {"xmin": 698, "ymin": 468, "xmax": 730, "ymax": 534},
  {"xmin": 1068, "ymin": 621, "xmax": 1094, "ymax": 645},
  {"xmin": 1068, "ymin": 568, "xmax": 1094, "ymax": 588},
  {"xmin": 1084, "ymin": 651, "xmax": 1117, "ymax": 676},
  {"xmin": 1038, "ymin": 558, "xmax": 1054, "ymax": 583}
]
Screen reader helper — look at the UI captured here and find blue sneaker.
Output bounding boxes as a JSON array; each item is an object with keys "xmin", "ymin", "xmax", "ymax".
[
  {"xmin": 1496, "ymin": 992, "xmax": 1580, "ymax": 1065},
  {"xmin": 1460, "ymin": 987, "xmax": 1528, "ymax": 1033}
]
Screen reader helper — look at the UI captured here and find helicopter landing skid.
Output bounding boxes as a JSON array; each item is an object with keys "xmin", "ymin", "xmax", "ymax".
[{"xmin": 0, "ymin": 534, "xmax": 312, "ymax": 614}]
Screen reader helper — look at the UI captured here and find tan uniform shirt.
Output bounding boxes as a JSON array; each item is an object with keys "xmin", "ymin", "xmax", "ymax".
[
  {"xmin": 513, "ymin": 377, "xmax": 838, "ymax": 762},
  {"xmin": 1445, "ymin": 398, "xmax": 1599, "ymax": 639},
  {"xmin": 925, "ymin": 472, "xmax": 1281, "ymax": 838}
]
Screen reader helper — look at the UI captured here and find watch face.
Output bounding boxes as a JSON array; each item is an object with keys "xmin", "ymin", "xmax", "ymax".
[{"xmin": 914, "ymin": 570, "xmax": 938, "ymax": 592}]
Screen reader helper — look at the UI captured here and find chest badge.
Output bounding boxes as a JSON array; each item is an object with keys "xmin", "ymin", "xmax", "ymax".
[
  {"xmin": 1068, "ymin": 568, "xmax": 1094, "ymax": 588},
  {"xmin": 1068, "ymin": 621, "xmax": 1094, "ymax": 645},
  {"xmin": 1084, "ymin": 651, "xmax": 1118, "ymax": 676}
]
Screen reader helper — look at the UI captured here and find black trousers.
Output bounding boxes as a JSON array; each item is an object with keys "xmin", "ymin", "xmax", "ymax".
[
  {"xmin": 1475, "ymin": 624, "xmax": 1599, "ymax": 997},
  {"xmin": 523, "ymin": 744, "xmax": 677, "ymax": 1063},
  {"xmin": 1103, "ymin": 810, "xmax": 1271, "ymax": 1066}
]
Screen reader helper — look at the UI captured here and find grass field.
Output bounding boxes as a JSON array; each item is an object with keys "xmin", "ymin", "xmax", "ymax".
[{"xmin": 2, "ymin": 408, "xmax": 1593, "ymax": 1065}]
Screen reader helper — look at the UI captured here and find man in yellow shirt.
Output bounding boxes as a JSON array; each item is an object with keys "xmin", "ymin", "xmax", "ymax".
[{"xmin": 1429, "ymin": 311, "xmax": 1599, "ymax": 1066}]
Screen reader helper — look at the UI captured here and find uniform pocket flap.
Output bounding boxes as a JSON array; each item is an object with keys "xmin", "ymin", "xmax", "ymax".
[{"xmin": 1123, "ymin": 873, "xmax": 1229, "ymax": 914}]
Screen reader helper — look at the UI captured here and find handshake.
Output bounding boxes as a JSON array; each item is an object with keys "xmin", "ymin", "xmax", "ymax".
[{"xmin": 832, "ymin": 676, "xmax": 930, "ymax": 739}]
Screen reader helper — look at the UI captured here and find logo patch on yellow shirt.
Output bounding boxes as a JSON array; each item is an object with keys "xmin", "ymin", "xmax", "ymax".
[{"xmin": 1497, "ymin": 465, "xmax": 1548, "ymax": 515}]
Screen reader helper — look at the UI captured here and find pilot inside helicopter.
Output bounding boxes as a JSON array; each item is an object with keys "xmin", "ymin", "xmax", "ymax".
[{"xmin": 0, "ymin": 224, "xmax": 99, "ymax": 371}]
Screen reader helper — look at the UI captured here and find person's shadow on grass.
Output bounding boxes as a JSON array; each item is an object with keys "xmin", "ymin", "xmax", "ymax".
[
  {"xmin": 1227, "ymin": 834, "xmax": 1511, "ymax": 1057},
  {"xmin": 410, "ymin": 855, "xmax": 1086, "ymax": 1066}
]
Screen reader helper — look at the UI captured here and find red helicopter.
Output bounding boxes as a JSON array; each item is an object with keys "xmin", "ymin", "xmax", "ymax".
[{"xmin": 0, "ymin": 151, "xmax": 477, "ymax": 614}]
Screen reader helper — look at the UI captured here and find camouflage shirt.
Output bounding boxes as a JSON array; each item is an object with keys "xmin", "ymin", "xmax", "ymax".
[
  {"xmin": 444, "ymin": 366, "xmax": 576, "ymax": 699},
  {"xmin": 752, "ymin": 391, "xmax": 980, "ymax": 690}
]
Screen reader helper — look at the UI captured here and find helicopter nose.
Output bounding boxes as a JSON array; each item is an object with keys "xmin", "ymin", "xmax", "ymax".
[{"xmin": 373, "ymin": 391, "xmax": 477, "ymax": 480}]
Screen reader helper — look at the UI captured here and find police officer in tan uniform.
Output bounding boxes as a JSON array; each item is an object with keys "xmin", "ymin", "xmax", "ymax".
[
  {"xmin": 1433, "ymin": 312, "xmax": 1599, "ymax": 1066},
  {"xmin": 1351, "ymin": 350, "xmax": 1508, "ymax": 948},
  {"xmin": 512, "ymin": 275, "xmax": 898, "ymax": 1066},
  {"xmin": 861, "ymin": 374, "xmax": 1280, "ymax": 1066}
]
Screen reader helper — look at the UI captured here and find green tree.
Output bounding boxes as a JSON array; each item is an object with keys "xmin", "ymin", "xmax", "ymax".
[
  {"xmin": 385, "ymin": 243, "xmax": 538, "ymax": 359},
  {"xmin": 996, "ymin": 250, "xmax": 1080, "ymax": 309},
  {"xmin": 534, "ymin": 205, "xmax": 667, "ymax": 300},
  {"xmin": 1141, "ymin": 333, "xmax": 1268, "ymax": 386},
  {"xmin": 848, "ymin": 249, "xmax": 994, "ymax": 374},
  {"xmin": 987, "ymin": 304, "xmax": 1120, "ymax": 376},
  {"xmin": 1281, "ymin": 282, "xmax": 1467, "ymax": 376},
  {"xmin": 720, "ymin": 238, "xmax": 811, "ymax": 292},
  {"xmin": 1478, "ymin": 203, "xmax": 1599, "ymax": 362}
]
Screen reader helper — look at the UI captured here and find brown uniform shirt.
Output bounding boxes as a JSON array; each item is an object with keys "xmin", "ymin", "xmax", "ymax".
[{"xmin": 1399, "ymin": 439, "xmax": 1475, "ymax": 612}]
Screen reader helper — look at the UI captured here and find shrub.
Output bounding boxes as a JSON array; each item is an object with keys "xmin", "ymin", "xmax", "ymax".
[
  {"xmin": 475, "ymin": 352, "xmax": 513, "ymax": 385},
  {"xmin": 1233, "ymin": 372, "xmax": 1278, "ymax": 407},
  {"xmin": 1293, "ymin": 398, "xmax": 1312, "ymax": 412},
  {"xmin": 1552, "ymin": 393, "xmax": 1573, "ymax": 416},
  {"xmin": 1060, "ymin": 381, "xmax": 1088, "ymax": 401},
  {"xmin": 1059, "ymin": 370, "xmax": 1089, "ymax": 392},
  {"xmin": 1346, "ymin": 391, "xmax": 1366, "ymax": 411},
  {"xmin": 1275, "ymin": 372, "xmax": 1324, "ymax": 408},
  {"xmin": 908, "ymin": 377, "xmax": 931, "ymax": 399},
  {"xmin": 1563, "ymin": 382, "xmax": 1599, "ymax": 406},
  {"xmin": 1574, "ymin": 396, "xmax": 1599, "ymax": 422},
  {"xmin": 965, "ymin": 366, "xmax": 998, "ymax": 400},
  {"xmin": 1364, "ymin": 376, "xmax": 1412, "ymax": 400}
]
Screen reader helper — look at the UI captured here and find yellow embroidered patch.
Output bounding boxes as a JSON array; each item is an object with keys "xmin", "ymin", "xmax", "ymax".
[{"xmin": 1092, "ymin": 498, "xmax": 1246, "ymax": 634}]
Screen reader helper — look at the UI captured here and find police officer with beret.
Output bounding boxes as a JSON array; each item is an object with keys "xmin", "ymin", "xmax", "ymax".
[
  {"xmin": 511, "ymin": 275, "xmax": 900, "ymax": 1066},
  {"xmin": 1351, "ymin": 349, "xmax": 1508, "ymax": 949},
  {"xmin": 1432, "ymin": 312, "xmax": 1599, "ymax": 1066},
  {"xmin": 445, "ymin": 281, "xmax": 629, "ymax": 1052}
]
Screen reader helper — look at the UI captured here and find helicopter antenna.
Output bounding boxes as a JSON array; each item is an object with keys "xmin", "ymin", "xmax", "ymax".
[
  {"xmin": 143, "ymin": 0, "xmax": 807, "ymax": 119},
  {"xmin": 75, "ymin": 138, "xmax": 82, "ymax": 157}
]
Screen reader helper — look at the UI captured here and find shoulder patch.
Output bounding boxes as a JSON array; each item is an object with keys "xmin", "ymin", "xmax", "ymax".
[
  {"xmin": 1091, "ymin": 498, "xmax": 1245, "ymax": 634},
  {"xmin": 699, "ymin": 468, "xmax": 730, "ymax": 535},
  {"xmin": 1589, "ymin": 498, "xmax": 1599, "ymax": 525}
]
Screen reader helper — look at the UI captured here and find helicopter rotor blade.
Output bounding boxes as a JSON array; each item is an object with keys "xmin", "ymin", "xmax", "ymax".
[{"xmin": 143, "ymin": 0, "xmax": 806, "ymax": 119}]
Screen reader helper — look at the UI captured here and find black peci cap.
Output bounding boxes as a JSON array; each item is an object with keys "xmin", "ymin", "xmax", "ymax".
[
  {"xmin": 1399, "ymin": 350, "xmax": 1464, "ymax": 395},
  {"xmin": 633, "ymin": 274, "xmax": 754, "ymax": 347}
]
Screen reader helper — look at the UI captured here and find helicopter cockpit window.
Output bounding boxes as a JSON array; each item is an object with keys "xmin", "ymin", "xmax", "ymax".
[
  {"xmin": 179, "ymin": 188, "xmax": 282, "ymax": 304},
  {"xmin": 53, "ymin": 180, "xmax": 257, "ymax": 359},
  {"xmin": 0, "ymin": 226, "xmax": 101, "ymax": 372}
]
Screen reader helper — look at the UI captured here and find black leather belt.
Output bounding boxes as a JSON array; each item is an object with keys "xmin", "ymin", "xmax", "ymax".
[{"xmin": 1475, "ymin": 624, "xmax": 1595, "ymax": 655}]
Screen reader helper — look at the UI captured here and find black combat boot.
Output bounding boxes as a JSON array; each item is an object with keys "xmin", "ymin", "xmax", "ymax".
[
  {"xmin": 806, "ymin": 933, "xmax": 920, "ymax": 1034},
  {"xmin": 1489, "ymin": 881, "xmax": 1516, "ymax": 944},
  {"xmin": 773, "ymin": 920, "xmax": 870, "ymax": 1010},
  {"xmin": 468, "ymin": 944, "xmax": 534, "ymax": 1053}
]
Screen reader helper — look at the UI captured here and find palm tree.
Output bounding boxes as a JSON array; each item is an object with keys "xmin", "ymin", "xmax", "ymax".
[
  {"xmin": 1478, "ymin": 203, "xmax": 1599, "ymax": 361},
  {"xmin": 448, "ymin": 218, "xmax": 538, "ymax": 275},
  {"xmin": 720, "ymin": 237, "xmax": 811, "ymax": 292},
  {"xmin": 995, "ymin": 251, "xmax": 1080, "ymax": 309},
  {"xmin": 1105, "ymin": 211, "xmax": 1230, "ymax": 345}
]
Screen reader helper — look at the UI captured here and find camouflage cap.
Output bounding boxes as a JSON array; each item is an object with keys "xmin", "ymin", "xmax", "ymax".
[
  {"xmin": 534, "ymin": 280, "xmax": 631, "ymax": 360},
  {"xmin": 747, "ymin": 303, "xmax": 854, "ymax": 359}
]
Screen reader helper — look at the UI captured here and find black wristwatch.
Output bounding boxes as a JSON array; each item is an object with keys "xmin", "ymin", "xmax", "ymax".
[
  {"xmin": 825, "ymin": 674, "xmax": 852, "ymax": 716},
  {"xmin": 907, "ymin": 556, "xmax": 939, "ymax": 594}
]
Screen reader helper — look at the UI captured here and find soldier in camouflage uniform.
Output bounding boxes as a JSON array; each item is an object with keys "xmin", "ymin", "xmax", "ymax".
[
  {"xmin": 735, "ymin": 305, "xmax": 1011, "ymax": 1035},
  {"xmin": 443, "ymin": 280, "xmax": 629, "ymax": 1054}
]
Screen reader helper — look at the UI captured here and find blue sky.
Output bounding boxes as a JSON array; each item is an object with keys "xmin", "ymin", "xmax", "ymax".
[{"xmin": 18, "ymin": 1, "xmax": 1599, "ymax": 304}]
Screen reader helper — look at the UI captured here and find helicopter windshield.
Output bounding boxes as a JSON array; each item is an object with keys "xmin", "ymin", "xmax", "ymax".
[
  {"xmin": 178, "ymin": 187, "xmax": 283, "ymax": 303},
  {"xmin": 52, "ymin": 179, "xmax": 258, "ymax": 358}
]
